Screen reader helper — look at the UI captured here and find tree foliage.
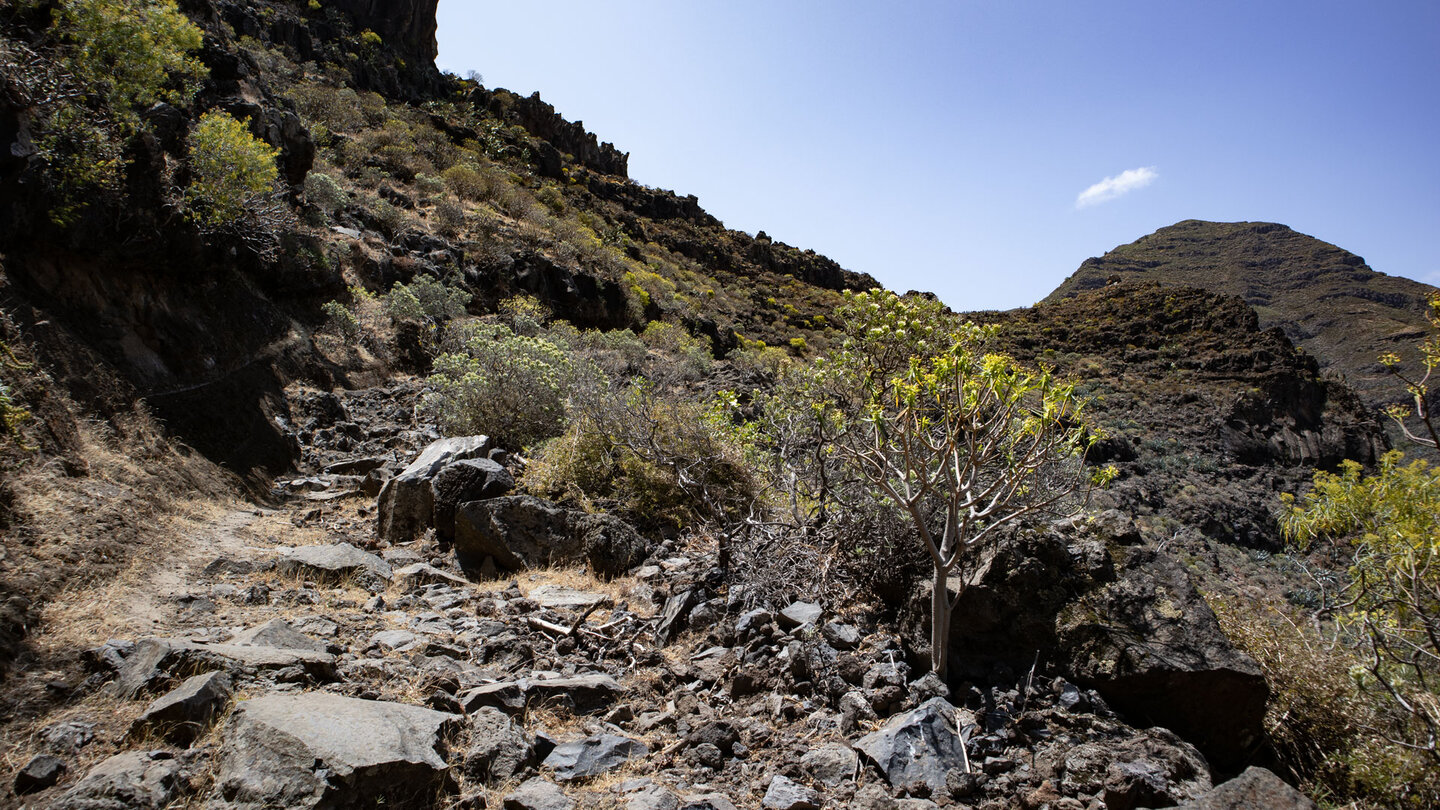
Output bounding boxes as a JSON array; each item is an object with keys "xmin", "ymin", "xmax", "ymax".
[
  {"xmin": 52, "ymin": 0, "xmax": 206, "ymax": 121},
  {"xmin": 784, "ymin": 290, "xmax": 1102, "ymax": 677},
  {"xmin": 1379, "ymin": 291, "xmax": 1440, "ymax": 450},
  {"xmin": 183, "ymin": 112, "xmax": 280, "ymax": 228},
  {"xmin": 1284, "ymin": 453, "xmax": 1440, "ymax": 767}
]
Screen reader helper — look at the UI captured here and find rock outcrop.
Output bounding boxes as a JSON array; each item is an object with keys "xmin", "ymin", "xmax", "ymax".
[{"xmin": 209, "ymin": 693, "xmax": 460, "ymax": 809}]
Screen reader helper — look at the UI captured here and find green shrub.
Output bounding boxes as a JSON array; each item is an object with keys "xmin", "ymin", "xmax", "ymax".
[
  {"xmin": 415, "ymin": 173, "xmax": 447, "ymax": 198},
  {"xmin": 289, "ymin": 82, "xmax": 365, "ymax": 134},
  {"xmin": 497, "ymin": 294, "xmax": 549, "ymax": 335},
  {"xmin": 321, "ymin": 300, "xmax": 361, "ymax": 340},
  {"xmin": 640, "ymin": 321, "xmax": 712, "ymax": 380},
  {"xmin": 52, "ymin": 0, "xmax": 206, "ymax": 120},
  {"xmin": 184, "ymin": 112, "xmax": 280, "ymax": 228},
  {"xmin": 423, "ymin": 322, "xmax": 574, "ymax": 449},
  {"xmin": 384, "ymin": 276, "xmax": 469, "ymax": 324},
  {"xmin": 304, "ymin": 172, "xmax": 349, "ymax": 214},
  {"xmin": 441, "ymin": 163, "xmax": 488, "ymax": 201},
  {"xmin": 580, "ymin": 329, "xmax": 648, "ymax": 377},
  {"xmin": 433, "ymin": 200, "xmax": 465, "ymax": 237},
  {"xmin": 367, "ymin": 198, "xmax": 407, "ymax": 236},
  {"xmin": 526, "ymin": 380, "xmax": 760, "ymax": 533}
]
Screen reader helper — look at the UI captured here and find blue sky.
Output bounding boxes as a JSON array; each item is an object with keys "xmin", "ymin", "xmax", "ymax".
[{"xmin": 436, "ymin": 1, "xmax": 1440, "ymax": 311}]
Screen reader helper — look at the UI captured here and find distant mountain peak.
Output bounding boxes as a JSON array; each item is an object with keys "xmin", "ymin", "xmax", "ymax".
[{"xmin": 1047, "ymin": 220, "xmax": 1436, "ymax": 409}]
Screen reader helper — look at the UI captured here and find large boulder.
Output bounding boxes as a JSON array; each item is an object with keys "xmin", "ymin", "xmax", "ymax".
[
  {"xmin": 208, "ymin": 692, "xmax": 460, "ymax": 809},
  {"xmin": 453, "ymin": 496, "xmax": 650, "ymax": 579},
  {"xmin": 1056, "ymin": 548, "xmax": 1268, "ymax": 771},
  {"xmin": 573, "ymin": 512, "xmax": 650, "ymax": 579},
  {"xmin": 853, "ymin": 697, "xmax": 975, "ymax": 796},
  {"xmin": 377, "ymin": 436, "xmax": 492, "ymax": 543},
  {"xmin": 431, "ymin": 458, "xmax": 514, "ymax": 544},
  {"xmin": 1176, "ymin": 766, "xmax": 1317, "ymax": 810},
  {"xmin": 1059, "ymin": 727, "xmax": 1212, "ymax": 810}
]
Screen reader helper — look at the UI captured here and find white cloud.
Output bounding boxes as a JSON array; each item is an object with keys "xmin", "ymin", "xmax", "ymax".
[{"xmin": 1075, "ymin": 166, "xmax": 1158, "ymax": 208}]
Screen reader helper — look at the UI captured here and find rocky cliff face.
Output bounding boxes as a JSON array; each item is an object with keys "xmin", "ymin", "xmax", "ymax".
[
  {"xmin": 330, "ymin": 0, "xmax": 439, "ymax": 66},
  {"xmin": 1045, "ymin": 220, "xmax": 1436, "ymax": 411}
]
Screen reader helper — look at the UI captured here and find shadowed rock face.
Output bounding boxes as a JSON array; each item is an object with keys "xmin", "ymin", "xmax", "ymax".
[
  {"xmin": 330, "ymin": 0, "xmax": 440, "ymax": 66},
  {"xmin": 1057, "ymin": 548, "xmax": 1269, "ymax": 773}
]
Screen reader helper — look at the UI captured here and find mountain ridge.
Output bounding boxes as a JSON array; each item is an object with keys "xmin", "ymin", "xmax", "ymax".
[{"xmin": 1044, "ymin": 219, "xmax": 1437, "ymax": 410}]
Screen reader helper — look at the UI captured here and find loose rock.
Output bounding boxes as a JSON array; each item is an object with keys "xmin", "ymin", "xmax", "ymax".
[
  {"xmin": 14, "ymin": 754, "xmax": 66, "ymax": 795},
  {"xmin": 542, "ymin": 733, "xmax": 648, "ymax": 781},
  {"xmin": 50, "ymin": 750, "xmax": 188, "ymax": 810},
  {"xmin": 276, "ymin": 542, "xmax": 393, "ymax": 592},
  {"xmin": 854, "ymin": 697, "xmax": 975, "ymax": 796},
  {"xmin": 130, "ymin": 670, "xmax": 233, "ymax": 745}
]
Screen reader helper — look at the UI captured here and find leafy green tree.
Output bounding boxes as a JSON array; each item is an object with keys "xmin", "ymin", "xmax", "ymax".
[
  {"xmin": 183, "ymin": 112, "xmax": 280, "ymax": 228},
  {"xmin": 1282, "ymin": 451, "xmax": 1440, "ymax": 768},
  {"xmin": 1284, "ymin": 295, "xmax": 1440, "ymax": 769},
  {"xmin": 802, "ymin": 290, "xmax": 1101, "ymax": 679}
]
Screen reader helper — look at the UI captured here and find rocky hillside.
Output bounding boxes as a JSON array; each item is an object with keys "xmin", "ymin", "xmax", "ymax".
[{"xmin": 1044, "ymin": 220, "xmax": 1436, "ymax": 410}]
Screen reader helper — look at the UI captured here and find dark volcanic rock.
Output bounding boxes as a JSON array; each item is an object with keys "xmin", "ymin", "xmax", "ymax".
[
  {"xmin": 329, "ymin": 0, "xmax": 440, "ymax": 66},
  {"xmin": 1060, "ymin": 727, "xmax": 1212, "ymax": 809},
  {"xmin": 209, "ymin": 692, "xmax": 459, "ymax": 809},
  {"xmin": 14, "ymin": 754, "xmax": 66, "ymax": 795},
  {"xmin": 543, "ymin": 734, "xmax": 648, "ymax": 781},
  {"xmin": 431, "ymin": 457, "xmax": 514, "ymax": 543},
  {"xmin": 465, "ymin": 707, "xmax": 536, "ymax": 782},
  {"xmin": 114, "ymin": 638, "xmax": 335, "ymax": 697},
  {"xmin": 1057, "ymin": 547, "xmax": 1267, "ymax": 771},
  {"xmin": 377, "ymin": 435, "xmax": 493, "ymax": 543},
  {"xmin": 51, "ymin": 750, "xmax": 189, "ymax": 810},
  {"xmin": 1176, "ymin": 766, "xmax": 1317, "ymax": 809},
  {"xmin": 276, "ymin": 542, "xmax": 392, "ymax": 591},
  {"xmin": 455, "ymin": 495, "xmax": 577, "ymax": 572},
  {"xmin": 853, "ymin": 697, "xmax": 974, "ymax": 795},
  {"xmin": 504, "ymin": 778, "xmax": 575, "ymax": 810},
  {"xmin": 454, "ymin": 495, "xmax": 651, "ymax": 578},
  {"xmin": 130, "ymin": 670, "xmax": 233, "ymax": 745}
]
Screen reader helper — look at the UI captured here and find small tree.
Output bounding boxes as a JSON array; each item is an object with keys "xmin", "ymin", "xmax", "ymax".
[
  {"xmin": 809, "ymin": 291, "xmax": 1099, "ymax": 679},
  {"xmin": 1282, "ymin": 291, "xmax": 1440, "ymax": 769},
  {"xmin": 184, "ymin": 112, "xmax": 280, "ymax": 228}
]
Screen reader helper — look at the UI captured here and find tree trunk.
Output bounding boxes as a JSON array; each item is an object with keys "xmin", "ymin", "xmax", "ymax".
[{"xmin": 931, "ymin": 564, "xmax": 952, "ymax": 680}]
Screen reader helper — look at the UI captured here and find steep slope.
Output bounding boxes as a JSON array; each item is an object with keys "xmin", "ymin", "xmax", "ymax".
[
  {"xmin": 1045, "ymin": 220, "xmax": 1436, "ymax": 409},
  {"xmin": 986, "ymin": 282, "xmax": 1385, "ymax": 549}
]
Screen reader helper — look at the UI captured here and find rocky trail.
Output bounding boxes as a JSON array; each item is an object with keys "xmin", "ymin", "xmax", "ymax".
[{"xmin": 3, "ymin": 382, "xmax": 1316, "ymax": 810}]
